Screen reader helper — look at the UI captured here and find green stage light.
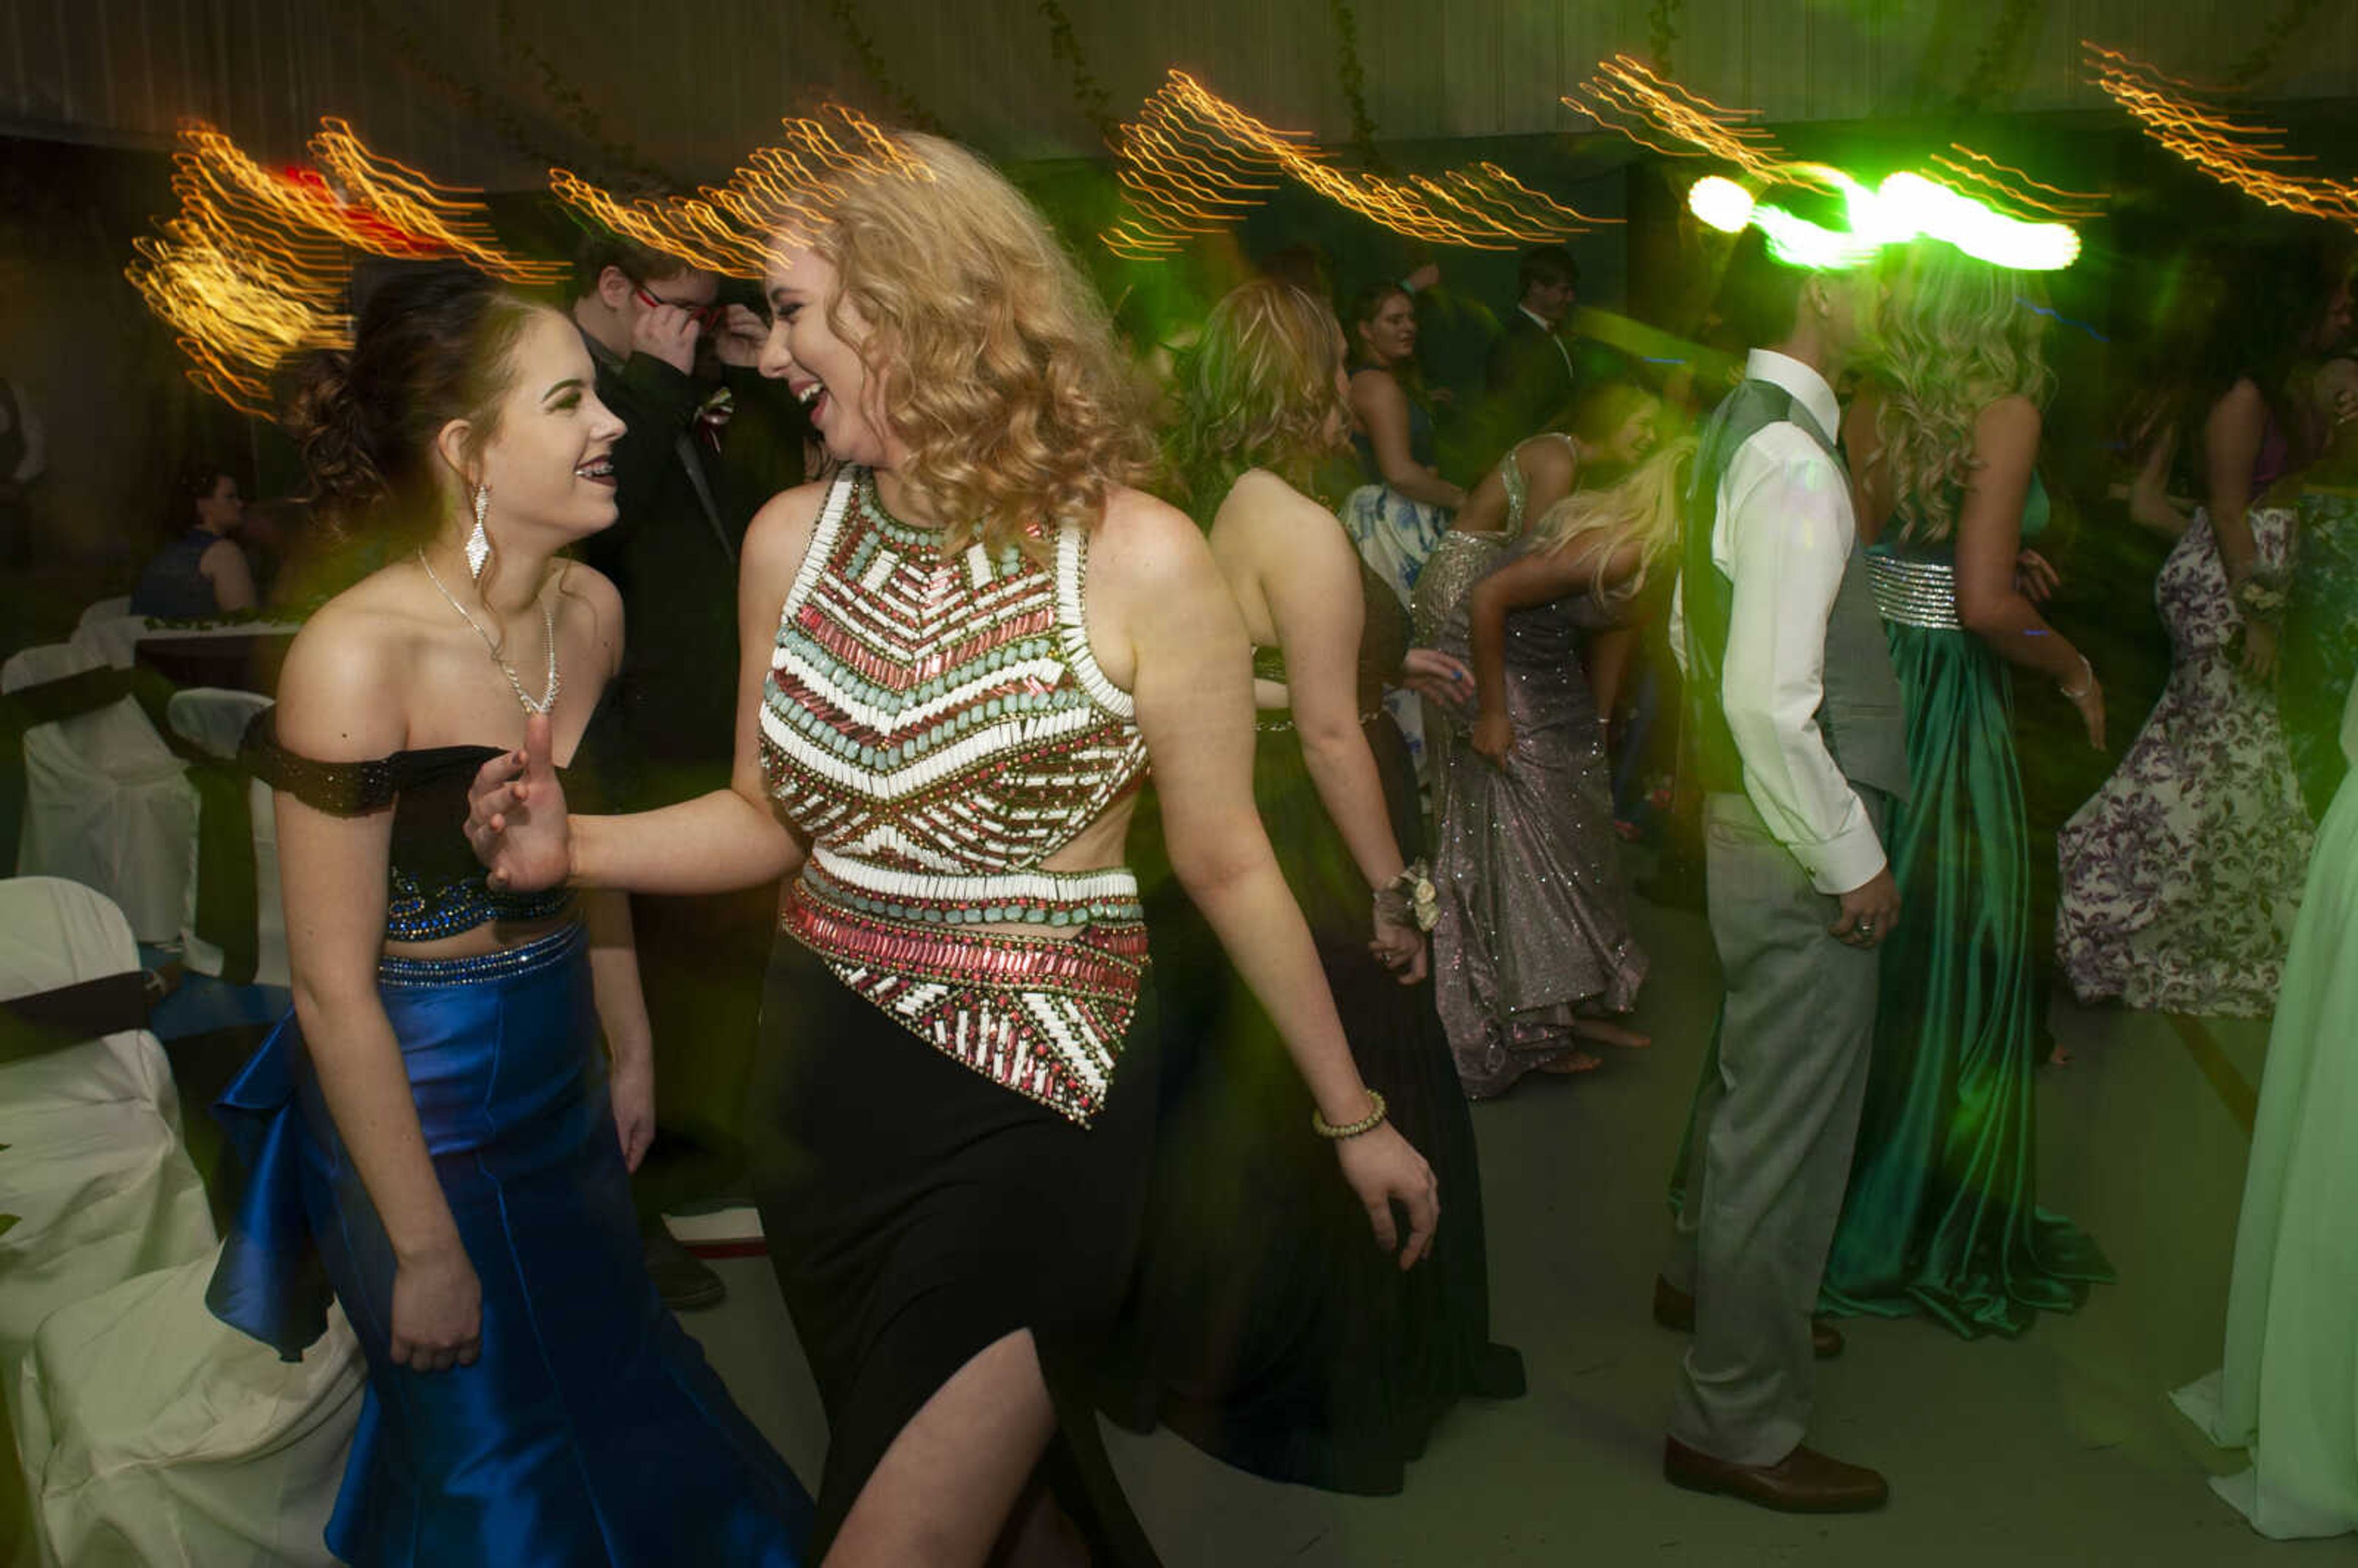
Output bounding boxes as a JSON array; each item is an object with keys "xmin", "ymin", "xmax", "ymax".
[
  {"xmin": 1686, "ymin": 166, "xmax": 2081, "ymax": 272},
  {"xmin": 1688, "ymin": 175, "xmax": 1756, "ymax": 233}
]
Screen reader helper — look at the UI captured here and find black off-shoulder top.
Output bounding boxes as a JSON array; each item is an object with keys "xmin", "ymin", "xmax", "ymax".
[{"xmin": 242, "ymin": 705, "xmax": 611, "ymax": 942}]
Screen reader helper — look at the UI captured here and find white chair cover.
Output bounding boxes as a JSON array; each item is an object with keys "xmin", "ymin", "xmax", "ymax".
[
  {"xmin": 16, "ymin": 1254, "xmax": 360, "ymax": 1568},
  {"xmin": 0, "ymin": 878, "xmax": 217, "ymax": 1381},
  {"xmin": 67, "ymin": 613, "xmax": 154, "ymax": 672},
  {"xmin": 166, "ymin": 690, "xmax": 287, "ymax": 988},
  {"xmin": 2, "ymin": 643, "xmax": 196, "ymax": 942},
  {"xmin": 0, "ymin": 879, "xmax": 358, "ymax": 1566},
  {"xmin": 74, "ymin": 597, "xmax": 131, "ymax": 632}
]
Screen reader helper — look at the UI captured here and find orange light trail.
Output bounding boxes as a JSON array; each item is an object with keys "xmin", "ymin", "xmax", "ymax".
[
  {"xmin": 1105, "ymin": 71, "xmax": 1609, "ymax": 260},
  {"xmin": 309, "ymin": 120, "xmax": 569, "ymax": 286},
  {"xmin": 128, "ymin": 118, "xmax": 568, "ymax": 414},
  {"xmin": 1566, "ymin": 61, "xmax": 2098, "ymax": 263},
  {"xmin": 1929, "ymin": 144, "xmax": 2106, "ymax": 223},
  {"xmin": 2084, "ymin": 42, "xmax": 2358, "ymax": 227},
  {"xmin": 1562, "ymin": 56, "xmax": 1793, "ymax": 179},
  {"xmin": 550, "ymin": 106, "xmax": 929, "ymax": 280}
]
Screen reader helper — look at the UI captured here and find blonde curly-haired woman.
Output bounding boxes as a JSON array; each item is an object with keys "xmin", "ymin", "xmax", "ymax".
[
  {"xmin": 1819, "ymin": 238, "xmax": 2111, "ymax": 1338},
  {"xmin": 466, "ymin": 139, "xmax": 1442, "ymax": 1564}
]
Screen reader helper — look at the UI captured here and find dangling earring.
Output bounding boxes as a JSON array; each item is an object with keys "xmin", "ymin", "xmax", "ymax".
[{"xmin": 467, "ymin": 483, "xmax": 491, "ymax": 581}]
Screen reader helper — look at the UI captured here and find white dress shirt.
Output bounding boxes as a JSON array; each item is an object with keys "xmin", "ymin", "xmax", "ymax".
[
  {"xmin": 1517, "ymin": 305, "xmax": 1576, "ymax": 382},
  {"xmin": 1670, "ymin": 349, "xmax": 1887, "ymax": 895}
]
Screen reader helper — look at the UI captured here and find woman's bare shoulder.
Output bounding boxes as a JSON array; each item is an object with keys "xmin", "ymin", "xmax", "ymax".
[
  {"xmin": 1093, "ymin": 484, "xmax": 1207, "ymax": 578},
  {"xmin": 276, "ymin": 577, "xmax": 417, "ymax": 759},
  {"xmin": 736, "ymin": 478, "xmax": 838, "ymax": 615}
]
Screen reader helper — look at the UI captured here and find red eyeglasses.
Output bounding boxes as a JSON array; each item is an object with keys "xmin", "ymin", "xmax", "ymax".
[{"xmin": 632, "ymin": 283, "xmax": 725, "ymax": 332}]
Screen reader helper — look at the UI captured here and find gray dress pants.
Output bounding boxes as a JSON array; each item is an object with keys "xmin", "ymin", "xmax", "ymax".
[{"xmin": 1665, "ymin": 789, "xmax": 1885, "ymax": 1465}]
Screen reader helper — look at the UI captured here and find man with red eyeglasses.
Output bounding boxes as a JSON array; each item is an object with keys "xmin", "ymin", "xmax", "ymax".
[{"xmin": 569, "ymin": 223, "xmax": 809, "ymax": 1315}]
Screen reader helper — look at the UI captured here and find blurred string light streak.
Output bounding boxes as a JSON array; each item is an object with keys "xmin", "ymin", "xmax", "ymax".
[
  {"xmin": 1563, "ymin": 56, "xmax": 1792, "ymax": 178},
  {"xmin": 1566, "ymin": 59, "xmax": 2100, "ymax": 230},
  {"xmin": 550, "ymin": 106, "xmax": 932, "ymax": 280},
  {"xmin": 1565, "ymin": 60, "xmax": 2084, "ymax": 270},
  {"xmin": 2084, "ymin": 42, "xmax": 2358, "ymax": 227},
  {"xmin": 1928, "ymin": 146, "xmax": 2104, "ymax": 223},
  {"xmin": 1103, "ymin": 71, "xmax": 1608, "ymax": 259},
  {"xmin": 127, "ymin": 119, "xmax": 565, "ymax": 413}
]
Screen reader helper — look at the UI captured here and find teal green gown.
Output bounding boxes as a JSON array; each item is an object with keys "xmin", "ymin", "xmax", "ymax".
[{"xmin": 1819, "ymin": 476, "xmax": 2113, "ymax": 1336}]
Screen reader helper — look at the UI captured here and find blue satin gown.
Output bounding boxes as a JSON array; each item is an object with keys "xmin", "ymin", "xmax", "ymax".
[{"xmin": 209, "ymin": 922, "xmax": 812, "ymax": 1565}]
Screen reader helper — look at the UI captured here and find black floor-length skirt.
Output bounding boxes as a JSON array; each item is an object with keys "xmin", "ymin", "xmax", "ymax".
[{"xmin": 749, "ymin": 933, "xmax": 1162, "ymax": 1561}]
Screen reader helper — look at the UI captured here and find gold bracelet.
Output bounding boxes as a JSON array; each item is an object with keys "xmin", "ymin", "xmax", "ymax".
[{"xmin": 1312, "ymin": 1089, "xmax": 1388, "ymax": 1140}]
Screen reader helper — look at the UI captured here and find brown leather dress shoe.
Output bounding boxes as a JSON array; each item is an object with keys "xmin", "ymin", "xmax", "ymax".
[
  {"xmin": 1652, "ymin": 1276, "xmax": 1844, "ymax": 1359},
  {"xmin": 1663, "ymin": 1436, "xmax": 1889, "ymax": 1513}
]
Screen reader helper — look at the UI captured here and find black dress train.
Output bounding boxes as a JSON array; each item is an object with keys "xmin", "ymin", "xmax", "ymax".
[{"xmin": 1105, "ymin": 553, "xmax": 1523, "ymax": 1494}]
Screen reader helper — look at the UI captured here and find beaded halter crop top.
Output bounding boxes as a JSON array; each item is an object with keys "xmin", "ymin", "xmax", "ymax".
[{"xmin": 760, "ymin": 468, "xmax": 1152, "ymax": 1125}]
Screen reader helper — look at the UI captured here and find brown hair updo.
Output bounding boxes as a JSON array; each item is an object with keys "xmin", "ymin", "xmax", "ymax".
[{"xmin": 282, "ymin": 261, "xmax": 550, "ymax": 562}]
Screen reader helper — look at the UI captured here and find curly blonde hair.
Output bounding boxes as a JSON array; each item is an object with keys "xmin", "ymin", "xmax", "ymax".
[
  {"xmin": 813, "ymin": 134, "xmax": 1156, "ymax": 556},
  {"xmin": 1872, "ymin": 239, "xmax": 2054, "ymax": 545},
  {"xmin": 1167, "ymin": 278, "xmax": 1350, "ymax": 519},
  {"xmin": 1527, "ymin": 437, "xmax": 1697, "ymax": 605}
]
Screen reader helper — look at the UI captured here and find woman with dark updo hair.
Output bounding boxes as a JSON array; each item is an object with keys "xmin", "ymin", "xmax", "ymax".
[{"xmin": 204, "ymin": 262, "xmax": 811, "ymax": 1564}]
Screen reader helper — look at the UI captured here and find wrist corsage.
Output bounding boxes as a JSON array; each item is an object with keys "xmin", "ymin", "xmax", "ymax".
[
  {"xmin": 1372, "ymin": 858, "xmax": 1441, "ymax": 933},
  {"xmin": 2233, "ymin": 574, "xmax": 2288, "ymax": 625}
]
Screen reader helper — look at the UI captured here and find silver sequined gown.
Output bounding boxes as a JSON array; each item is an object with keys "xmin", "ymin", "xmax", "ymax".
[{"xmin": 1413, "ymin": 440, "xmax": 1648, "ymax": 1098}]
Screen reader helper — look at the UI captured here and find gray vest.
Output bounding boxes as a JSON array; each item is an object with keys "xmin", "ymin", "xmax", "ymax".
[{"xmin": 1679, "ymin": 377, "xmax": 1910, "ymax": 805}]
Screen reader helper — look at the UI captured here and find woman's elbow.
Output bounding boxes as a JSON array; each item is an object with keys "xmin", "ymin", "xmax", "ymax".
[
  {"xmin": 1294, "ymin": 718, "xmax": 1366, "ymax": 766},
  {"xmin": 1956, "ymin": 594, "xmax": 2009, "ymax": 638},
  {"xmin": 289, "ymin": 975, "xmax": 375, "ymax": 1040},
  {"xmin": 1166, "ymin": 829, "xmax": 1274, "ymax": 908}
]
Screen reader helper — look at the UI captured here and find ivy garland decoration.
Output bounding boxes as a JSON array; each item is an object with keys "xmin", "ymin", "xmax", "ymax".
[
  {"xmin": 1647, "ymin": 0, "xmax": 1684, "ymax": 76},
  {"xmin": 351, "ymin": 0, "xmax": 586, "ymax": 181},
  {"xmin": 508, "ymin": 36, "xmax": 685, "ymax": 192},
  {"xmin": 1955, "ymin": 0, "xmax": 2046, "ymax": 114},
  {"xmin": 1038, "ymin": 0, "xmax": 1119, "ymax": 148},
  {"xmin": 2225, "ymin": 0, "xmax": 2335, "ymax": 88},
  {"xmin": 825, "ymin": 0, "xmax": 947, "ymax": 135},
  {"xmin": 353, "ymin": 0, "xmax": 685, "ymax": 201},
  {"xmin": 1326, "ymin": 0, "xmax": 1388, "ymax": 173}
]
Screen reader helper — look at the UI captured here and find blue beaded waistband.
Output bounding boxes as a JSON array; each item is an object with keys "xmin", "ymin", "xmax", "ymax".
[
  {"xmin": 377, "ymin": 920, "xmax": 585, "ymax": 989},
  {"xmin": 383, "ymin": 867, "xmax": 574, "ymax": 944}
]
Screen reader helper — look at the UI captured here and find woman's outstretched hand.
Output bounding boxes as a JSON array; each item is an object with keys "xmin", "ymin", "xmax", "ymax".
[
  {"xmin": 465, "ymin": 711, "xmax": 574, "ymax": 893},
  {"xmin": 1333, "ymin": 1119, "xmax": 1439, "ymax": 1270}
]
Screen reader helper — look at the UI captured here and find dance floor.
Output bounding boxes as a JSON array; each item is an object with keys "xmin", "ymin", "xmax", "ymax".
[{"xmin": 688, "ymin": 891, "xmax": 2314, "ymax": 1565}]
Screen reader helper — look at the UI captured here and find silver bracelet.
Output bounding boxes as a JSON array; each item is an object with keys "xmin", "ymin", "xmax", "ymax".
[{"xmin": 2058, "ymin": 654, "xmax": 2095, "ymax": 702}]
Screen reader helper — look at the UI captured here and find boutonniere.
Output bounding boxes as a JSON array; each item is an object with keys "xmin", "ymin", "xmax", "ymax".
[{"xmin": 696, "ymin": 386, "xmax": 736, "ymax": 433}]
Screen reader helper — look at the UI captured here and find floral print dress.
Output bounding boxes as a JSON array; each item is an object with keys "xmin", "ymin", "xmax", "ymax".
[{"xmin": 2055, "ymin": 503, "xmax": 2315, "ymax": 1017}]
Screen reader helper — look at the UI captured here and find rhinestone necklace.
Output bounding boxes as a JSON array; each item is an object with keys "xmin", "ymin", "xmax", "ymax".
[{"xmin": 416, "ymin": 549, "xmax": 561, "ymax": 716}]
